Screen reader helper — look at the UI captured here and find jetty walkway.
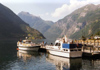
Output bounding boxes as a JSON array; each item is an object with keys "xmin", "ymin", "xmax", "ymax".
[{"xmin": 74, "ymin": 39, "xmax": 100, "ymax": 56}]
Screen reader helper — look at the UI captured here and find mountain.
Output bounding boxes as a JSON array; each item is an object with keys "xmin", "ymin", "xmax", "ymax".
[
  {"xmin": 70, "ymin": 4, "xmax": 100, "ymax": 39},
  {"xmin": 18, "ymin": 11, "xmax": 54, "ymax": 34},
  {"xmin": 0, "ymin": 3, "xmax": 45, "ymax": 39},
  {"xmin": 45, "ymin": 4, "xmax": 100, "ymax": 39}
]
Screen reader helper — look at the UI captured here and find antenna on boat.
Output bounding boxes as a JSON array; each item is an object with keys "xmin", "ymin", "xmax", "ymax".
[{"xmin": 64, "ymin": 35, "xmax": 68, "ymax": 42}]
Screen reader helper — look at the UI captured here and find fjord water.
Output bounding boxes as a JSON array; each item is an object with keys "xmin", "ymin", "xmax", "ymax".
[{"xmin": 0, "ymin": 39, "xmax": 100, "ymax": 70}]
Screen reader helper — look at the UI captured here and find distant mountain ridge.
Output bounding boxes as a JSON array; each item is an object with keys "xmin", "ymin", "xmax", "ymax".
[
  {"xmin": 18, "ymin": 11, "xmax": 54, "ymax": 34},
  {"xmin": 0, "ymin": 3, "xmax": 45, "ymax": 39}
]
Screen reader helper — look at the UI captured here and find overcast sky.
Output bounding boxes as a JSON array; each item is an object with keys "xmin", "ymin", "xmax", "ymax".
[{"xmin": 0, "ymin": 0, "xmax": 100, "ymax": 22}]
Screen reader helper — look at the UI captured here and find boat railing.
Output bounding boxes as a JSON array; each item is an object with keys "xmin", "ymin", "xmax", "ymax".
[
  {"xmin": 46, "ymin": 45, "xmax": 54, "ymax": 49},
  {"xmin": 17, "ymin": 41, "xmax": 39, "ymax": 46}
]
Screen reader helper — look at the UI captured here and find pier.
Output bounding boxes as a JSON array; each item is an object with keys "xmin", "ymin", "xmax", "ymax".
[{"xmin": 74, "ymin": 39, "xmax": 100, "ymax": 56}]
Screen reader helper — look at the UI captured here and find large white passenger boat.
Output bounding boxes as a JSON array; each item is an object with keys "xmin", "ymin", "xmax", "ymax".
[
  {"xmin": 17, "ymin": 38, "xmax": 40, "ymax": 51},
  {"xmin": 46, "ymin": 35, "xmax": 82, "ymax": 58}
]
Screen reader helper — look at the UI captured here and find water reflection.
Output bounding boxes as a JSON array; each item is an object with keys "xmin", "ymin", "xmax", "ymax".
[
  {"xmin": 46, "ymin": 54, "xmax": 82, "ymax": 70},
  {"xmin": 17, "ymin": 50, "xmax": 40, "ymax": 61},
  {"xmin": 82, "ymin": 58, "xmax": 100, "ymax": 70}
]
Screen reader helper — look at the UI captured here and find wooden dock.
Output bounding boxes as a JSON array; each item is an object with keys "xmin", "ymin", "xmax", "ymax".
[{"xmin": 75, "ymin": 39, "xmax": 100, "ymax": 56}]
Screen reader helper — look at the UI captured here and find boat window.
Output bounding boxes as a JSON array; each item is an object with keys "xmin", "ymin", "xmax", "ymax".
[
  {"xmin": 55, "ymin": 43, "xmax": 58, "ymax": 46},
  {"xmin": 63, "ymin": 49, "xmax": 68, "ymax": 51},
  {"xmin": 58, "ymin": 43, "xmax": 60, "ymax": 46},
  {"xmin": 66, "ymin": 49, "xmax": 68, "ymax": 51},
  {"xmin": 55, "ymin": 43, "xmax": 60, "ymax": 46},
  {"xmin": 26, "ymin": 41, "xmax": 31, "ymax": 43}
]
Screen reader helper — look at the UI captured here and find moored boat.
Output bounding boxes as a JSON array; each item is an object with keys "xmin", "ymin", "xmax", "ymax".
[
  {"xmin": 46, "ymin": 35, "xmax": 83, "ymax": 58},
  {"xmin": 17, "ymin": 38, "xmax": 40, "ymax": 51}
]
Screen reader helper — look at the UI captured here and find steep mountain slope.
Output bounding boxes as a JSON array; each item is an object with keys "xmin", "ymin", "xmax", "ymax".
[
  {"xmin": 70, "ymin": 19, "xmax": 100, "ymax": 39},
  {"xmin": 0, "ymin": 3, "xmax": 45, "ymax": 39},
  {"xmin": 45, "ymin": 4, "xmax": 100, "ymax": 39},
  {"xmin": 18, "ymin": 12, "xmax": 54, "ymax": 34},
  {"xmin": 70, "ymin": 4, "xmax": 100, "ymax": 39}
]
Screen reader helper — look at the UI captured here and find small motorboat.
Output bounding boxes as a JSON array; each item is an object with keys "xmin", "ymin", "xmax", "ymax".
[{"xmin": 17, "ymin": 38, "xmax": 40, "ymax": 51}]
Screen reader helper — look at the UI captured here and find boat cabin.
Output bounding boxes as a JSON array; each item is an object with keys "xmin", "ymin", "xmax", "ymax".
[
  {"xmin": 53, "ymin": 39, "xmax": 82, "ymax": 52},
  {"xmin": 22, "ymin": 40, "xmax": 32, "ymax": 44}
]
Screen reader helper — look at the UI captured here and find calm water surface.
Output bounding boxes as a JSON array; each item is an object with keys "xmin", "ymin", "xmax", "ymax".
[{"xmin": 0, "ymin": 39, "xmax": 100, "ymax": 70}]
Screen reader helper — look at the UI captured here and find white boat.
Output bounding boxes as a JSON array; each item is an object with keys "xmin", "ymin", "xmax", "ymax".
[
  {"xmin": 46, "ymin": 35, "xmax": 82, "ymax": 58},
  {"xmin": 17, "ymin": 39, "xmax": 40, "ymax": 51}
]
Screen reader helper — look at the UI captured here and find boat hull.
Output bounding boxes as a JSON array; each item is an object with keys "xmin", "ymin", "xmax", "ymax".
[
  {"xmin": 18, "ymin": 46, "xmax": 40, "ymax": 51},
  {"xmin": 47, "ymin": 49, "xmax": 82, "ymax": 58}
]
